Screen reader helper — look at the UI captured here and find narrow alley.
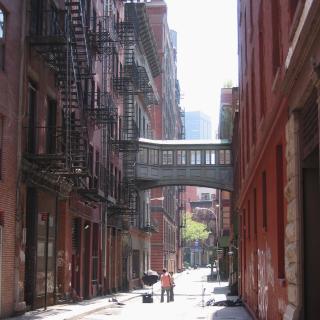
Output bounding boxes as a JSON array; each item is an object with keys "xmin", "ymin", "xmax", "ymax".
[{"xmin": 10, "ymin": 268, "xmax": 252, "ymax": 320}]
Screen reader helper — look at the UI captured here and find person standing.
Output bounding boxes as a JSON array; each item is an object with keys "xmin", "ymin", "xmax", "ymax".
[{"xmin": 160, "ymin": 268, "xmax": 172, "ymax": 303}]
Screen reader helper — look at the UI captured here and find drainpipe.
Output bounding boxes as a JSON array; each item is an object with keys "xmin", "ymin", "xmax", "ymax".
[{"xmin": 14, "ymin": 0, "xmax": 27, "ymax": 314}]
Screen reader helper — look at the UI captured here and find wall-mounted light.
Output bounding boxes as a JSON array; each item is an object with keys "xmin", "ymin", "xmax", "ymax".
[{"xmin": 84, "ymin": 224, "xmax": 90, "ymax": 230}]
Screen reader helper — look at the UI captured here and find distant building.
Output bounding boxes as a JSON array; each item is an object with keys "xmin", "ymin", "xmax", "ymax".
[{"xmin": 185, "ymin": 111, "xmax": 212, "ymax": 140}]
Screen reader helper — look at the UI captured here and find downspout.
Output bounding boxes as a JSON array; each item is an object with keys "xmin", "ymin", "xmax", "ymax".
[{"xmin": 14, "ymin": 0, "xmax": 27, "ymax": 313}]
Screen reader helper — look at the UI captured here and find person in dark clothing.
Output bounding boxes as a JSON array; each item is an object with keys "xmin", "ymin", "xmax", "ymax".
[{"xmin": 169, "ymin": 271, "xmax": 175, "ymax": 301}]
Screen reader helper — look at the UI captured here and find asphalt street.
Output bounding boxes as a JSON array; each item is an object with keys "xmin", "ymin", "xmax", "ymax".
[{"xmin": 78, "ymin": 268, "xmax": 252, "ymax": 320}]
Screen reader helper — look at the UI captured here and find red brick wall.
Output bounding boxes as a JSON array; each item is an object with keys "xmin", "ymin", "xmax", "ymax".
[
  {"xmin": 150, "ymin": 212, "xmax": 164, "ymax": 273},
  {"xmin": 0, "ymin": 0, "xmax": 23, "ymax": 317},
  {"xmin": 236, "ymin": 0, "xmax": 291, "ymax": 317}
]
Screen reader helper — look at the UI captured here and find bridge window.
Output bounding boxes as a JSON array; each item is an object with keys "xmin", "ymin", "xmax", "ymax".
[
  {"xmin": 139, "ymin": 147, "xmax": 148, "ymax": 164},
  {"xmin": 219, "ymin": 150, "xmax": 231, "ymax": 164},
  {"xmin": 177, "ymin": 150, "xmax": 186, "ymax": 165},
  {"xmin": 162, "ymin": 150, "xmax": 173, "ymax": 165},
  {"xmin": 149, "ymin": 149, "xmax": 158, "ymax": 165},
  {"xmin": 190, "ymin": 150, "xmax": 201, "ymax": 165},
  {"xmin": 205, "ymin": 150, "xmax": 216, "ymax": 164}
]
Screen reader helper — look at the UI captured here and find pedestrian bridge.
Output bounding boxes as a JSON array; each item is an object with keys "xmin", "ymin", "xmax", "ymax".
[{"xmin": 135, "ymin": 138, "xmax": 233, "ymax": 191}]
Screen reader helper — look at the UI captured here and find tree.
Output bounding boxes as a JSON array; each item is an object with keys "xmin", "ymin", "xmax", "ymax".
[{"xmin": 183, "ymin": 213, "xmax": 210, "ymax": 242}]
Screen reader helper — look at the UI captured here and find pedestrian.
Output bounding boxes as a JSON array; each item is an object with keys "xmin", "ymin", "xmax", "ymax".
[
  {"xmin": 169, "ymin": 271, "xmax": 175, "ymax": 301},
  {"xmin": 160, "ymin": 268, "xmax": 172, "ymax": 303}
]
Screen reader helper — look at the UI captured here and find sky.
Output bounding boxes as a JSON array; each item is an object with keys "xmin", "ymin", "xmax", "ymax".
[{"xmin": 164, "ymin": 0, "xmax": 239, "ymax": 137}]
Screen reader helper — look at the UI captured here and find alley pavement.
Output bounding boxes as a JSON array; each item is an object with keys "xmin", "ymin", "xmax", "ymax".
[{"xmin": 9, "ymin": 269, "xmax": 252, "ymax": 320}]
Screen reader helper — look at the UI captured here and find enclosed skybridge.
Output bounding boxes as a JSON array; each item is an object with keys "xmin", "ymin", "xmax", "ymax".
[{"xmin": 135, "ymin": 138, "xmax": 233, "ymax": 191}]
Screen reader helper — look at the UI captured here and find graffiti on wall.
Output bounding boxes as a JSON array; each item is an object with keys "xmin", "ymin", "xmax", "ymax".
[{"xmin": 257, "ymin": 245, "xmax": 275, "ymax": 319}]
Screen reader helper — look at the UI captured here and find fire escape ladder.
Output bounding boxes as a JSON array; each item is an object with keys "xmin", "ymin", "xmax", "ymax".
[{"xmin": 25, "ymin": 1, "xmax": 92, "ymax": 180}]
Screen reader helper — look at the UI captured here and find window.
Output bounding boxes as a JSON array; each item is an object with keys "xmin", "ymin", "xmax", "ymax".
[
  {"xmin": 92, "ymin": 223, "xmax": 99, "ymax": 283},
  {"xmin": 225, "ymin": 150, "xmax": 231, "ymax": 164},
  {"xmin": 0, "ymin": 9, "xmax": 4, "ymax": 38},
  {"xmin": 46, "ymin": 99, "xmax": 57, "ymax": 154},
  {"xmin": 276, "ymin": 145, "xmax": 285, "ymax": 278},
  {"xmin": 162, "ymin": 150, "xmax": 173, "ymax": 165},
  {"xmin": 190, "ymin": 150, "xmax": 201, "ymax": 165},
  {"xmin": 253, "ymin": 188, "xmax": 257, "ymax": 239},
  {"xmin": 0, "ymin": 115, "xmax": 3, "ymax": 179},
  {"xmin": 0, "ymin": 8, "xmax": 6, "ymax": 69},
  {"xmin": 289, "ymin": 0, "xmax": 299, "ymax": 22},
  {"xmin": 149, "ymin": 149, "xmax": 158, "ymax": 165},
  {"xmin": 205, "ymin": 150, "xmax": 216, "ymax": 164},
  {"xmin": 259, "ymin": 1, "xmax": 266, "ymax": 117},
  {"xmin": 177, "ymin": 150, "xmax": 186, "ymax": 165},
  {"xmin": 219, "ymin": 150, "xmax": 231, "ymax": 164},
  {"xmin": 27, "ymin": 83, "xmax": 37, "ymax": 154},
  {"xmin": 132, "ymin": 250, "xmax": 140, "ymax": 279},
  {"xmin": 88, "ymin": 145, "xmax": 94, "ymax": 176},
  {"xmin": 247, "ymin": 200, "xmax": 251, "ymax": 240},
  {"xmin": 95, "ymin": 151, "xmax": 100, "ymax": 177},
  {"xmin": 271, "ymin": 0, "xmax": 281, "ymax": 75},
  {"xmin": 262, "ymin": 171, "xmax": 267, "ymax": 230},
  {"xmin": 138, "ymin": 148, "xmax": 148, "ymax": 164}
]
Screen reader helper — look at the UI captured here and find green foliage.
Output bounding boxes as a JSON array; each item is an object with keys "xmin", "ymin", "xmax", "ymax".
[{"xmin": 183, "ymin": 213, "xmax": 210, "ymax": 242}]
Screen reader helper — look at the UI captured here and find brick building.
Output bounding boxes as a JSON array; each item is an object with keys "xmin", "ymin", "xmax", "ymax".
[
  {"xmin": 0, "ymin": 1, "xmax": 23, "ymax": 316},
  {"xmin": 0, "ymin": 0, "xmax": 160, "ymax": 317},
  {"xmin": 146, "ymin": 0, "xmax": 185, "ymax": 274},
  {"xmin": 235, "ymin": 0, "xmax": 320, "ymax": 318}
]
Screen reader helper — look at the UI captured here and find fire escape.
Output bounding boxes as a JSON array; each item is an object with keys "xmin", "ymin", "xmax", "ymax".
[
  {"xmin": 26, "ymin": 1, "xmax": 116, "ymax": 202},
  {"xmin": 109, "ymin": 9, "xmax": 138, "ymax": 222},
  {"xmin": 109, "ymin": 4, "xmax": 157, "ymax": 224}
]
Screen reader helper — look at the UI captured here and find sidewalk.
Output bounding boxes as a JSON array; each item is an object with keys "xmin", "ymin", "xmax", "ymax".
[
  {"xmin": 9, "ymin": 275, "xmax": 167, "ymax": 320},
  {"xmin": 9, "ymin": 286, "xmax": 158, "ymax": 320}
]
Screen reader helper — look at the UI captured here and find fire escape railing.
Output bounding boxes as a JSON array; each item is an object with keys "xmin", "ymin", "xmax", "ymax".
[
  {"xmin": 27, "ymin": 2, "xmax": 91, "ymax": 179},
  {"xmin": 108, "ymin": 6, "xmax": 141, "ymax": 219}
]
